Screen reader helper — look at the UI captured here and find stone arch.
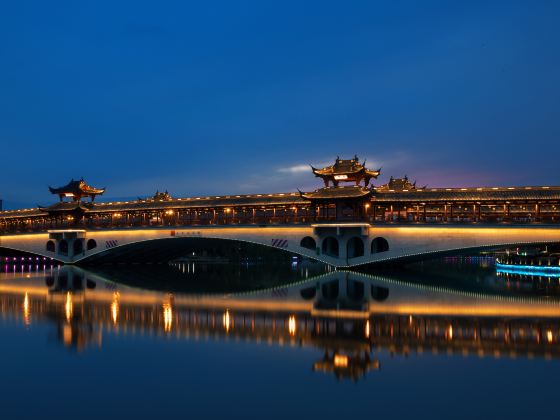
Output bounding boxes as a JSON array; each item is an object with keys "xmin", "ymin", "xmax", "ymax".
[
  {"xmin": 300, "ymin": 236, "xmax": 316, "ymax": 250},
  {"xmin": 347, "ymin": 236, "xmax": 364, "ymax": 259},
  {"xmin": 371, "ymin": 237, "xmax": 389, "ymax": 254},
  {"xmin": 58, "ymin": 239, "xmax": 68, "ymax": 256},
  {"xmin": 321, "ymin": 236, "xmax": 339, "ymax": 257},
  {"xmin": 87, "ymin": 239, "xmax": 97, "ymax": 250},
  {"xmin": 73, "ymin": 239, "xmax": 83, "ymax": 255},
  {"xmin": 46, "ymin": 240, "xmax": 55, "ymax": 252}
]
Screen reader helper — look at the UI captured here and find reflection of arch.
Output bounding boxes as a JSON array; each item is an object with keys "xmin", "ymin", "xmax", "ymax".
[
  {"xmin": 73, "ymin": 239, "xmax": 83, "ymax": 255},
  {"xmin": 347, "ymin": 280, "xmax": 364, "ymax": 301},
  {"xmin": 347, "ymin": 237, "xmax": 364, "ymax": 258},
  {"xmin": 371, "ymin": 285, "xmax": 389, "ymax": 301},
  {"xmin": 371, "ymin": 237, "xmax": 389, "ymax": 254},
  {"xmin": 322, "ymin": 237, "xmax": 339, "ymax": 257},
  {"xmin": 300, "ymin": 286, "xmax": 316, "ymax": 300},
  {"xmin": 46, "ymin": 240, "xmax": 55, "ymax": 252},
  {"xmin": 300, "ymin": 236, "xmax": 316, "ymax": 250},
  {"xmin": 87, "ymin": 239, "xmax": 97, "ymax": 250},
  {"xmin": 59, "ymin": 239, "xmax": 68, "ymax": 256},
  {"xmin": 321, "ymin": 280, "xmax": 339, "ymax": 300}
]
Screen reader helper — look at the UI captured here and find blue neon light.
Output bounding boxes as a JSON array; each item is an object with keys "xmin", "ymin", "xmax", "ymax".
[{"xmin": 496, "ymin": 262, "xmax": 560, "ymax": 278}]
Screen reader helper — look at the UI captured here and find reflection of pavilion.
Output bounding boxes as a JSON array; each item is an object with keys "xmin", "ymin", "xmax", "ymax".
[
  {"xmin": 313, "ymin": 350, "xmax": 380, "ymax": 381},
  {"xmin": 299, "ymin": 271, "xmax": 389, "ymax": 313},
  {"xmin": 2, "ymin": 266, "xmax": 560, "ymax": 377}
]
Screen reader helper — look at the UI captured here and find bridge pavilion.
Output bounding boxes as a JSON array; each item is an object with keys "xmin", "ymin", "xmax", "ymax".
[{"xmin": 0, "ymin": 156, "xmax": 559, "ymax": 233}]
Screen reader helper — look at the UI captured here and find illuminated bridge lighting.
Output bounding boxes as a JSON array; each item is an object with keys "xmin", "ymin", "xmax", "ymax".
[{"xmin": 496, "ymin": 263, "xmax": 560, "ymax": 278}]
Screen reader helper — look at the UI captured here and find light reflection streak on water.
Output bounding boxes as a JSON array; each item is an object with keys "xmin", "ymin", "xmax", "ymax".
[
  {"xmin": 65, "ymin": 292, "xmax": 73, "ymax": 322},
  {"xmin": 223, "ymin": 309, "xmax": 231, "ymax": 333},
  {"xmin": 111, "ymin": 292, "xmax": 120, "ymax": 325},
  {"xmin": 23, "ymin": 292, "xmax": 30, "ymax": 326},
  {"xmin": 163, "ymin": 301, "xmax": 173, "ymax": 332},
  {"xmin": 288, "ymin": 315, "xmax": 296, "ymax": 336}
]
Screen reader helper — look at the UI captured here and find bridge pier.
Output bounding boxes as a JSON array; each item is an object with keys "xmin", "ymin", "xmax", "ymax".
[
  {"xmin": 313, "ymin": 223, "xmax": 369, "ymax": 263},
  {"xmin": 47, "ymin": 230, "xmax": 86, "ymax": 260}
]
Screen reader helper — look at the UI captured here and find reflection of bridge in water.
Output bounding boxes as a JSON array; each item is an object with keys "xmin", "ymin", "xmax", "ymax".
[{"xmin": 1, "ymin": 266, "xmax": 560, "ymax": 380}]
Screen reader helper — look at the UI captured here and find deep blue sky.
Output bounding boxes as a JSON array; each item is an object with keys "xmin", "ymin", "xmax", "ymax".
[{"xmin": 1, "ymin": 0, "xmax": 559, "ymax": 209}]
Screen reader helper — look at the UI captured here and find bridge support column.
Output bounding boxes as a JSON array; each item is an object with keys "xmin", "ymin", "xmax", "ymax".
[
  {"xmin": 313, "ymin": 223, "xmax": 369, "ymax": 265},
  {"xmin": 48, "ymin": 230, "xmax": 87, "ymax": 262}
]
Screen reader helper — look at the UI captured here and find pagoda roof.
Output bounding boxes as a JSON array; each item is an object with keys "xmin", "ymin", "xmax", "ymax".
[
  {"xmin": 312, "ymin": 156, "xmax": 381, "ymax": 179},
  {"xmin": 38, "ymin": 202, "xmax": 91, "ymax": 214},
  {"xmin": 300, "ymin": 186, "xmax": 372, "ymax": 200},
  {"xmin": 376, "ymin": 176, "xmax": 422, "ymax": 192},
  {"xmin": 49, "ymin": 178, "xmax": 105, "ymax": 196},
  {"xmin": 373, "ymin": 186, "xmax": 560, "ymax": 202},
  {"xmin": 149, "ymin": 190, "xmax": 173, "ymax": 202}
]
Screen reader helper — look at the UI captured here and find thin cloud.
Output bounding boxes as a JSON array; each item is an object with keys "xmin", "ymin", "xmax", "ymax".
[{"xmin": 277, "ymin": 164, "xmax": 311, "ymax": 174}]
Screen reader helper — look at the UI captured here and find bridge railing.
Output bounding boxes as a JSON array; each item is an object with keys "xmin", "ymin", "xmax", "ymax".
[{"xmin": 1, "ymin": 211, "xmax": 559, "ymax": 235}]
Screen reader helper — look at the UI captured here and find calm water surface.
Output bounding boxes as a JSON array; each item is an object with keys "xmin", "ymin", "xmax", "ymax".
[{"xmin": 0, "ymin": 257, "xmax": 559, "ymax": 419}]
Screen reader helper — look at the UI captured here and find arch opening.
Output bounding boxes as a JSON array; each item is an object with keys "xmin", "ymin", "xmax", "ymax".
[
  {"xmin": 87, "ymin": 239, "xmax": 97, "ymax": 250},
  {"xmin": 300, "ymin": 236, "xmax": 316, "ymax": 250},
  {"xmin": 371, "ymin": 237, "xmax": 389, "ymax": 254},
  {"xmin": 46, "ymin": 240, "xmax": 55, "ymax": 252},
  {"xmin": 79, "ymin": 236, "xmax": 304, "ymax": 265},
  {"xmin": 322, "ymin": 236, "xmax": 339, "ymax": 258},
  {"xmin": 347, "ymin": 236, "xmax": 365, "ymax": 259}
]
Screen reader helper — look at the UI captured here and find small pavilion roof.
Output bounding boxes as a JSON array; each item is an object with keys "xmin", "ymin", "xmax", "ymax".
[
  {"xmin": 312, "ymin": 156, "xmax": 380, "ymax": 179},
  {"xmin": 376, "ymin": 176, "xmax": 422, "ymax": 192},
  {"xmin": 49, "ymin": 178, "xmax": 105, "ymax": 197}
]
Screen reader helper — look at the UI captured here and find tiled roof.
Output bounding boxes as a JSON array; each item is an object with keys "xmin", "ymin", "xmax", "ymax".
[
  {"xmin": 374, "ymin": 186, "xmax": 560, "ymax": 202},
  {"xmin": 301, "ymin": 186, "xmax": 372, "ymax": 200}
]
